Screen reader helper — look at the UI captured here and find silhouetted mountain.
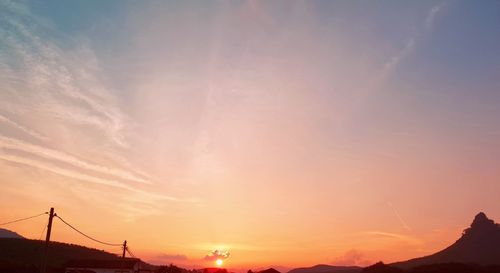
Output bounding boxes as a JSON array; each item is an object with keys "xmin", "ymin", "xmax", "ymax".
[
  {"xmin": 392, "ymin": 212, "xmax": 500, "ymax": 269},
  {"xmin": 0, "ymin": 228, "xmax": 24, "ymax": 239},
  {"xmin": 288, "ymin": 264, "xmax": 362, "ymax": 273}
]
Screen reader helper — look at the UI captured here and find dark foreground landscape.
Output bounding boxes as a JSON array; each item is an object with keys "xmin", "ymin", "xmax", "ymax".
[{"xmin": 1, "ymin": 212, "xmax": 499, "ymax": 273}]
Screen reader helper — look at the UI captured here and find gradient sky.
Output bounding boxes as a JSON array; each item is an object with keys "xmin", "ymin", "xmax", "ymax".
[{"xmin": 1, "ymin": 0, "xmax": 499, "ymax": 270}]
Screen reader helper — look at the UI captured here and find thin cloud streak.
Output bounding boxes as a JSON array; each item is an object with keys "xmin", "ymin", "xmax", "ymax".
[
  {"xmin": 387, "ymin": 201, "xmax": 413, "ymax": 232},
  {"xmin": 382, "ymin": 3, "xmax": 445, "ymax": 75},
  {"xmin": 426, "ymin": 3, "xmax": 444, "ymax": 29},
  {"xmin": 0, "ymin": 114, "xmax": 48, "ymax": 141},
  {"xmin": 383, "ymin": 38, "xmax": 416, "ymax": 73},
  {"xmin": 0, "ymin": 135, "xmax": 150, "ymax": 184},
  {"xmin": 0, "ymin": 152, "xmax": 190, "ymax": 204},
  {"xmin": 362, "ymin": 231, "xmax": 423, "ymax": 245},
  {"xmin": 0, "ymin": 152, "xmax": 130, "ymax": 190},
  {"xmin": 158, "ymin": 254, "xmax": 189, "ymax": 261}
]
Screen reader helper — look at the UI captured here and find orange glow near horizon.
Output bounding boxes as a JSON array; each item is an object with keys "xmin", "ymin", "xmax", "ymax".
[{"xmin": 0, "ymin": 0, "xmax": 500, "ymax": 271}]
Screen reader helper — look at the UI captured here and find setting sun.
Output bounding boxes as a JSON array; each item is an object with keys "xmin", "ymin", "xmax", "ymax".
[{"xmin": 0, "ymin": 1, "xmax": 499, "ymax": 273}]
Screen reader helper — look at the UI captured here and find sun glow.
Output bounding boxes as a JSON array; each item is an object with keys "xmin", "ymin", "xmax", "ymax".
[{"xmin": 215, "ymin": 259, "xmax": 223, "ymax": 267}]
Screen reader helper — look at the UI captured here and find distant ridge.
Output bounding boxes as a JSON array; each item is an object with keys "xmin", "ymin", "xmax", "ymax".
[
  {"xmin": 392, "ymin": 212, "xmax": 500, "ymax": 269},
  {"xmin": 259, "ymin": 268, "xmax": 282, "ymax": 273},
  {"xmin": 0, "ymin": 228, "xmax": 24, "ymax": 239},
  {"xmin": 260, "ymin": 266, "xmax": 291, "ymax": 273},
  {"xmin": 361, "ymin": 262, "xmax": 402, "ymax": 273},
  {"xmin": 288, "ymin": 264, "xmax": 362, "ymax": 273},
  {"xmin": 0, "ymin": 237, "xmax": 119, "ymax": 270}
]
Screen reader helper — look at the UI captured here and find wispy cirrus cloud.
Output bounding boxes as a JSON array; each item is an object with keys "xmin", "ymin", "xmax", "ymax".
[
  {"xmin": 386, "ymin": 201, "xmax": 412, "ymax": 232},
  {"xmin": 361, "ymin": 231, "xmax": 423, "ymax": 245},
  {"xmin": 0, "ymin": 150, "xmax": 190, "ymax": 204},
  {"xmin": 382, "ymin": 3, "xmax": 445, "ymax": 74},
  {"xmin": 0, "ymin": 1, "xmax": 128, "ymax": 148},
  {"xmin": 157, "ymin": 253, "xmax": 189, "ymax": 261},
  {"xmin": 0, "ymin": 1, "xmax": 197, "ymax": 218},
  {"xmin": 0, "ymin": 135, "xmax": 150, "ymax": 184},
  {"xmin": 0, "ymin": 152, "xmax": 131, "ymax": 190},
  {"xmin": 425, "ymin": 4, "xmax": 444, "ymax": 29},
  {"xmin": 383, "ymin": 38, "xmax": 416, "ymax": 72},
  {"xmin": 0, "ymin": 114, "xmax": 48, "ymax": 141}
]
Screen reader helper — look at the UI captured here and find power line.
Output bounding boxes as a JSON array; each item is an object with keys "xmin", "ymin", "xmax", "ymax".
[
  {"xmin": 3, "ymin": 210, "xmax": 138, "ymax": 261},
  {"xmin": 39, "ymin": 221, "xmax": 47, "ymax": 240},
  {"xmin": 0, "ymin": 212, "xmax": 48, "ymax": 226},
  {"xmin": 54, "ymin": 214, "xmax": 123, "ymax": 247},
  {"xmin": 125, "ymin": 246, "xmax": 136, "ymax": 258},
  {"xmin": 38, "ymin": 221, "xmax": 48, "ymax": 271}
]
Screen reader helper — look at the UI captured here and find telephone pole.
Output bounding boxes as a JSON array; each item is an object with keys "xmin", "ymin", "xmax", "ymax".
[
  {"xmin": 122, "ymin": 240, "xmax": 127, "ymax": 258},
  {"xmin": 40, "ymin": 207, "xmax": 55, "ymax": 273},
  {"xmin": 120, "ymin": 240, "xmax": 127, "ymax": 273}
]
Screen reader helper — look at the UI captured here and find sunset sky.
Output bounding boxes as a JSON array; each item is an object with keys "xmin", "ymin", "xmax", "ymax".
[{"xmin": 0, "ymin": 0, "xmax": 499, "ymax": 270}]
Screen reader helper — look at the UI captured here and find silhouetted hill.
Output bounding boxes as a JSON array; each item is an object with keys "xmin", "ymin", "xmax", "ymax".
[
  {"xmin": 409, "ymin": 263, "xmax": 500, "ymax": 273},
  {"xmin": 288, "ymin": 264, "xmax": 362, "ymax": 273},
  {"xmin": 0, "ymin": 228, "xmax": 24, "ymax": 239},
  {"xmin": 361, "ymin": 262, "xmax": 403, "ymax": 273},
  {"xmin": 0, "ymin": 238, "xmax": 119, "ymax": 272},
  {"xmin": 157, "ymin": 264, "xmax": 194, "ymax": 273},
  {"xmin": 392, "ymin": 212, "xmax": 500, "ymax": 269},
  {"xmin": 264, "ymin": 266, "xmax": 291, "ymax": 273},
  {"xmin": 259, "ymin": 268, "xmax": 281, "ymax": 273},
  {"xmin": 361, "ymin": 262, "xmax": 500, "ymax": 273}
]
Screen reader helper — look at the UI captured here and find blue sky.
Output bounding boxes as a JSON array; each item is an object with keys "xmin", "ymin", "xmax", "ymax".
[{"xmin": 1, "ymin": 0, "xmax": 499, "ymax": 268}]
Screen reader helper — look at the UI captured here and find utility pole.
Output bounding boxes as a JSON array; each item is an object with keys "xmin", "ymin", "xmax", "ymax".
[
  {"xmin": 120, "ymin": 240, "xmax": 127, "ymax": 273},
  {"xmin": 40, "ymin": 207, "xmax": 55, "ymax": 273},
  {"xmin": 122, "ymin": 240, "xmax": 127, "ymax": 258}
]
